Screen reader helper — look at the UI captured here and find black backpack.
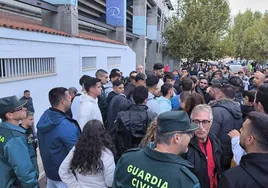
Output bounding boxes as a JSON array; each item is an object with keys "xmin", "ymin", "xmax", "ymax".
[{"xmin": 114, "ymin": 110, "xmax": 149, "ymax": 160}]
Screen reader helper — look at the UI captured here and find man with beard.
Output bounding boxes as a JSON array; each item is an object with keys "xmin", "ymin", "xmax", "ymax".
[
  {"xmin": 196, "ymin": 77, "xmax": 209, "ymax": 97},
  {"xmin": 37, "ymin": 87, "xmax": 80, "ymax": 187},
  {"xmin": 222, "ymin": 66, "xmax": 230, "ymax": 79},
  {"xmin": 211, "ymin": 65, "xmax": 218, "ymax": 73},
  {"xmin": 253, "ymin": 71, "xmax": 265, "ymax": 89},
  {"xmin": 228, "ymin": 84, "xmax": 268, "ymax": 165},
  {"xmin": 113, "ymin": 111, "xmax": 200, "ymax": 188},
  {"xmin": 208, "ymin": 80, "xmax": 243, "ymax": 170},
  {"xmin": 153, "ymin": 63, "xmax": 165, "ymax": 90},
  {"xmin": 219, "ymin": 112, "xmax": 268, "ymax": 188}
]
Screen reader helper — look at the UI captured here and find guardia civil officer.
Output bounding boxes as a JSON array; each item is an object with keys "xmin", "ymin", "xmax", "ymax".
[
  {"xmin": 0, "ymin": 96, "xmax": 39, "ymax": 187},
  {"xmin": 112, "ymin": 111, "xmax": 200, "ymax": 188}
]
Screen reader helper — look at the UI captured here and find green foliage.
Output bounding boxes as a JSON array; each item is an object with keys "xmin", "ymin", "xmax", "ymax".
[
  {"xmin": 230, "ymin": 10, "xmax": 263, "ymax": 59},
  {"xmin": 242, "ymin": 14, "xmax": 268, "ymax": 61},
  {"xmin": 220, "ymin": 10, "xmax": 268, "ymax": 61},
  {"xmin": 164, "ymin": 0, "xmax": 230, "ymax": 61}
]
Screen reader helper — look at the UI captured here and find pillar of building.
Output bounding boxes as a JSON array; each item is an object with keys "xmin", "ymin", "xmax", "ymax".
[
  {"xmin": 132, "ymin": 0, "xmax": 147, "ymax": 70},
  {"xmin": 157, "ymin": 13, "xmax": 166, "ymax": 64},
  {"xmin": 106, "ymin": 0, "xmax": 127, "ymax": 43},
  {"xmin": 42, "ymin": 0, "xmax": 78, "ymax": 35},
  {"xmin": 146, "ymin": 6, "xmax": 158, "ymax": 71}
]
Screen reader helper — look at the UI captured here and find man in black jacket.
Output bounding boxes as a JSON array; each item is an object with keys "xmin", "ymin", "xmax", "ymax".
[
  {"xmin": 20, "ymin": 90, "xmax": 35, "ymax": 113},
  {"xmin": 107, "ymin": 79, "xmax": 124, "ymax": 105},
  {"xmin": 196, "ymin": 77, "xmax": 209, "ymax": 96},
  {"xmin": 219, "ymin": 112, "xmax": 268, "ymax": 188},
  {"xmin": 208, "ymin": 80, "xmax": 243, "ymax": 170},
  {"xmin": 107, "ymin": 90, "xmax": 133, "ymax": 138},
  {"xmin": 96, "ymin": 69, "xmax": 109, "ymax": 125},
  {"xmin": 184, "ymin": 104, "xmax": 223, "ymax": 188},
  {"xmin": 114, "ymin": 86, "xmax": 157, "ymax": 160}
]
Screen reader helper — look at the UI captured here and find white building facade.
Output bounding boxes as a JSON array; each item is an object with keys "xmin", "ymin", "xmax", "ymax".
[{"xmin": 0, "ymin": 27, "xmax": 136, "ymax": 121}]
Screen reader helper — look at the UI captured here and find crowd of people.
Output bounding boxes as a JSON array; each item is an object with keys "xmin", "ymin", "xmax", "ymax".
[{"xmin": 1, "ymin": 61, "xmax": 268, "ymax": 188}]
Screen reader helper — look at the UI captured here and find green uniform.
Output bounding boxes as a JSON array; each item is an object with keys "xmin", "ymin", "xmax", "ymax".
[
  {"xmin": 0, "ymin": 122, "xmax": 39, "ymax": 188},
  {"xmin": 113, "ymin": 146, "xmax": 200, "ymax": 188}
]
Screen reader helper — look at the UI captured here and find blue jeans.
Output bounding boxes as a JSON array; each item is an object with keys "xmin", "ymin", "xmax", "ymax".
[{"xmin": 47, "ymin": 178, "xmax": 68, "ymax": 188}]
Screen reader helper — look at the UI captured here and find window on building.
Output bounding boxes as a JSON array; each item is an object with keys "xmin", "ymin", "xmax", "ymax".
[
  {"xmin": 0, "ymin": 58, "xmax": 56, "ymax": 80},
  {"xmin": 107, "ymin": 56, "xmax": 121, "ymax": 67},
  {"xmin": 82, "ymin": 57, "xmax": 97, "ymax": 71}
]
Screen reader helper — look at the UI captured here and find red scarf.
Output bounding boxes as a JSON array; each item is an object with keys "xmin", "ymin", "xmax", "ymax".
[{"xmin": 198, "ymin": 137, "xmax": 217, "ymax": 188}]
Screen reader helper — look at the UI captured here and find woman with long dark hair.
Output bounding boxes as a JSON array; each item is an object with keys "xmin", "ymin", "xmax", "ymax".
[
  {"xmin": 184, "ymin": 93, "xmax": 205, "ymax": 116},
  {"xmin": 59, "ymin": 120, "xmax": 115, "ymax": 188}
]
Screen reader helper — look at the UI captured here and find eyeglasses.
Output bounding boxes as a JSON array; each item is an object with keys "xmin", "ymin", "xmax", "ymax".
[
  {"xmin": 171, "ymin": 131, "xmax": 194, "ymax": 138},
  {"xmin": 9, "ymin": 106, "xmax": 24, "ymax": 113},
  {"xmin": 191, "ymin": 120, "xmax": 211, "ymax": 127}
]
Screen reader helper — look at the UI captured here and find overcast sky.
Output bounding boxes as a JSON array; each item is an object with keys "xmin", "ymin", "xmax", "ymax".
[
  {"xmin": 169, "ymin": 0, "xmax": 268, "ymax": 17},
  {"xmin": 228, "ymin": 0, "xmax": 268, "ymax": 15}
]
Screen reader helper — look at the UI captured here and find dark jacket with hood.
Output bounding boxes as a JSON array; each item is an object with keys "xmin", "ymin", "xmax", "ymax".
[
  {"xmin": 183, "ymin": 133, "xmax": 224, "ymax": 188},
  {"xmin": 107, "ymin": 94, "xmax": 133, "ymax": 137},
  {"xmin": 114, "ymin": 104, "xmax": 157, "ymax": 160},
  {"xmin": 107, "ymin": 91, "xmax": 118, "ymax": 105},
  {"xmin": 124, "ymin": 83, "xmax": 135, "ymax": 99},
  {"xmin": 37, "ymin": 108, "xmax": 80, "ymax": 181},
  {"xmin": 219, "ymin": 153, "xmax": 268, "ymax": 188},
  {"xmin": 209, "ymin": 98, "xmax": 243, "ymax": 170},
  {"xmin": 241, "ymin": 105, "xmax": 255, "ymax": 120},
  {"xmin": 20, "ymin": 96, "xmax": 35, "ymax": 112},
  {"xmin": 98, "ymin": 87, "xmax": 108, "ymax": 125}
]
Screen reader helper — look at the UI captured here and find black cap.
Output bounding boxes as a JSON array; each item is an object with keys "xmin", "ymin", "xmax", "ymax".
[
  {"xmin": 228, "ymin": 76, "xmax": 244, "ymax": 89},
  {"xmin": 157, "ymin": 111, "xmax": 199, "ymax": 133},
  {"xmin": 0, "ymin": 96, "xmax": 26, "ymax": 114},
  {"xmin": 153, "ymin": 63, "xmax": 164, "ymax": 70},
  {"xmin": 210, "ymin": 78, "xmax": 229, "ymax": 87},
  {"xmin": 211, "ymin": 70, "xmax": 222, "ymax": 79}
]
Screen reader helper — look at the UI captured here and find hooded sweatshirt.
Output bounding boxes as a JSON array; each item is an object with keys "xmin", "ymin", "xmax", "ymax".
[
  {"xmin": 147, "ymin": 92, "xmax": 160, "ymax": 115},
  {"xmin": 37, "ymin": 108, "xmax": 80, "ymax": 181},
  {"xmin": 78, "ymin": 94, "xmax": 103, "ymax": 130},
  {"xmin": 209, "ymin": 98, "xmax": 243, "ymax": 170},
  {"xmin": 219, "ymin": 153, "xmax": 268, "ymax": 188},
  {"xmin": 104, "ymin": 81, "xmax": 113, "ymax": 98},
  {"xmin": 156, "ymin": 96, "xmax": 172, "ymax": 114}
]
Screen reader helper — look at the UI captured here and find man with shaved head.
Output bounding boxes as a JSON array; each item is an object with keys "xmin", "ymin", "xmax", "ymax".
[{"xmin": 253, "ymin": 71, "xmax": 265, "ymax": 88}]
